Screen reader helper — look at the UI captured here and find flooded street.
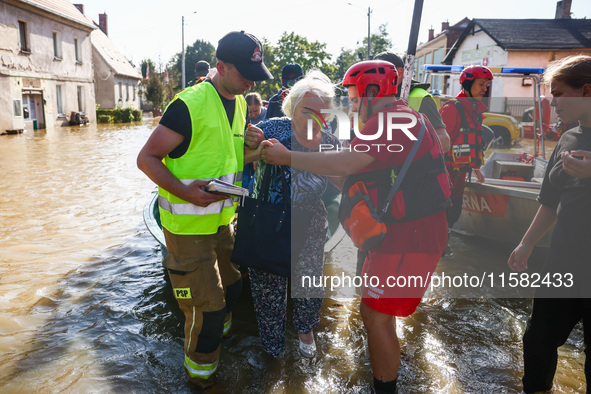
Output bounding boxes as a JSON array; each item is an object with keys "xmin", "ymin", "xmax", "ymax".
[{"xmin": 0, "ymin": 121, "xmax": 586, "ymax": 393}]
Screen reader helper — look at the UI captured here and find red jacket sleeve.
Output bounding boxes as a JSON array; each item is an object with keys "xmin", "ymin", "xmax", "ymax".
[{"xmin": 439, "ymin": 102, "xmax": 461, "ymax": 143}]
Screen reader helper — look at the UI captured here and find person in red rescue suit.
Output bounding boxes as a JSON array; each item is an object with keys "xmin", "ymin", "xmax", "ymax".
[
  {"xmin": 439, "ymin": 65, "xmax": 493, "ymax": 229},
  {"xmin": 136, "ymin": 31, "xmax": 272, "ymax": 389},
  {"xmin": 258, "ymin": 60, "xmax": 451, "ymax": 394}
]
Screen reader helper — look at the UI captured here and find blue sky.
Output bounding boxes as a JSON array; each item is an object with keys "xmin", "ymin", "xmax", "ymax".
[{"xmin": 80, "ymin": 0, "xmax": 591, "ymax": 67}]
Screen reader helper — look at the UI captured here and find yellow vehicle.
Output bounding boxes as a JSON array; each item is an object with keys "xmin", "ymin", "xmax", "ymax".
[
  {"xmin": 430, "ymin": 94, "xmax": 523, "ymax": 147},
  {"xmin": 481, "ymin": 112, "xmax": 523, "ymax": 146}
]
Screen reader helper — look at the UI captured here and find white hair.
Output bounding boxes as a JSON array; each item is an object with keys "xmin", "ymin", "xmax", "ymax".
[{"xmin": 282, "ymin": 70, "xmax": 336, "ymax": 118}]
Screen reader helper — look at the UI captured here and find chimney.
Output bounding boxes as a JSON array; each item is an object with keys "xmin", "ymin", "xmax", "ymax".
[
  {"xmin": 562, "ymin": 0, "xmax": 572, "ymax": 18},
  {"xmin": 428, "ymin": 27, "xmax": 435, "ymax": 41},
  {"xmin": 555, "ymin": 0, "xmax": 572, "ymax": 19},
  {"xmin": 441, "ymin": 21, "xmax": 450, "ymax": 31},
  {"xmin": 74, "ymin": 4, "xmax": 84, "ymax": 14},
  {"xmin": 99, "ymin": 13, "xmax": 108, "ymax": 36}
]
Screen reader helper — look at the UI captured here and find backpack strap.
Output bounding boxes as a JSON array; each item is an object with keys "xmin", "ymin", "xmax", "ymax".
[{"xmin": 379, "ymin": 113, "xmax": 426, "ymax": 219}]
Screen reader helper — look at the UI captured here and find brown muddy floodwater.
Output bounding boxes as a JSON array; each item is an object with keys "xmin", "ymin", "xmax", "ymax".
[{"xmin": 0, "ymin": 121, "xmax": 585, "ymax": 393}]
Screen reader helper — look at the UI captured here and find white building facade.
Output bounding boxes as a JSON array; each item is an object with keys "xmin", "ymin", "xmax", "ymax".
[
  {"xmin": 91, "ymin": 25, "xmax": 142, "ymax": 110},
  {"xmin": 443, "ymin": 16, "xmax": 591, "ymax": 114},
  {"xmin": 0, "ymin": 0, "xmax": 97, "ymax": 133}
]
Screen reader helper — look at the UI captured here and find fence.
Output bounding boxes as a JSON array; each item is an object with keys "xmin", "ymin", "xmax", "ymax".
[{"xmin": 489, "ymin": 98, "xmax": 558, "ymax": 124}]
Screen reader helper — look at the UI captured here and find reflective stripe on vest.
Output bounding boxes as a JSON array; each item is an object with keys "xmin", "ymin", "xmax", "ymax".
[
  {"xmin": 408, "ymin": 87, "xmax": 431, "ymax": 112},
  {"xmin": 158, "ymin": 82, "xmax": 247, "ymax": 235},
  {"xmin": 184, "ymin": 354, "xmax": 218, "ymax": 379},
  {"xmin": 158, "ymin": 174, "xmax": 239, "ymax": 215},
  {"xmin": 158, "ymin": 195, "xmax": 234, "ymax": 215}
]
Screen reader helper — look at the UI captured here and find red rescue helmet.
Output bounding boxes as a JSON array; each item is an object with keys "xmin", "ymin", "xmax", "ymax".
[
  {"xmin": 342, "ymin": 60, "xmax": 398, "ymax": 98},
  {"xmin": 460, "ymin": 65, "xmax": 493, "ymax": 91}
]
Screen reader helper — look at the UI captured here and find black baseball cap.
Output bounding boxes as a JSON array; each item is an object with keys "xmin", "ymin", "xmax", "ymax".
[
  {"xmin": 375, "ymin": 52, "xmax": 404, "ymax": 69},
  {"xmin": 195, "ymin": 60, "xmax": 210, "ymax": 77},
  {"xmin": 281, "ymin": 63, "xmax": 304, "ymax": 87},
  {"xmin": 216, "ymin": 31, "xmax": 273, "ymax": 82}
]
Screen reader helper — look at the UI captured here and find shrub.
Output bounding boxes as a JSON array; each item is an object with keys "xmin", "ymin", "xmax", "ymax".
[
  {"xmin": 96, "ymin": 109, "xmax": 114, "ymax": 117},
  {"xmin": 112, "ymin": 107, "xmax": 134, "ymax": 123},
  {"xmin": 132, "ymin": 109, "xmax": 143, "ymax": 121},
  {"xmin": 97, "ymin": 114, "xmax": 112, "ymax": 123},
  {"xmin": 96, "ymin": 107, "xmax": 140, "ymax": 123}
]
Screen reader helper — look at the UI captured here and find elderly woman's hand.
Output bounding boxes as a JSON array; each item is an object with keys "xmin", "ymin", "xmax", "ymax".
[
  {"xmin": 260, "ymin": 139, "xmax": 291, "ymax": 166},
  {"xmin": 245, "ymin": 124, "xmax": 265, "ymax": 149}
]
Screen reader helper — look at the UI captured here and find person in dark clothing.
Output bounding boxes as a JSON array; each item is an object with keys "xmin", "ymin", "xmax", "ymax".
[
  {"xmin": 265, "ymin": 63, "xmax": 304, "ymax": 119},
  {"xmin": 189, "ymin": 60, "xmax": 210, "ymax": 85},
  {"xmin": 245, "ymin": 92, "xmax": 267, "ymax": 125},
  {"xmin": 507, "ymin": 55, "xmax": 591, "ymax": 394},
  {"xmin": 563, "ymin": 149, "xmax": 591, "ymax": 177}
]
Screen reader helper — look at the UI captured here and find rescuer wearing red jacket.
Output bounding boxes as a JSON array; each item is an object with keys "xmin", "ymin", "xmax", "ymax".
[
  {"xmin": 258, "ymin": 60, "xmax": 451, "ymax": 394},
  {"xmin": 439, "ymin": 65, "xmax": 493, "ymax": 230}
]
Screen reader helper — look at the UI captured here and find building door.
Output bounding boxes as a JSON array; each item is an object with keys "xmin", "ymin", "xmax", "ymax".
[
  {"xmin": 22, "ymin": 95, "xmax": 35, "ymax": 130},
  {"xmin": 22, "ymin": 92, "xmax": 45, "ymax": 129}
]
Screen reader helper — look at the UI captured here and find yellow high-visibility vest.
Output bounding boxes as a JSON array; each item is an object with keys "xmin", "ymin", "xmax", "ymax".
[
  {"xmin": 407, "ymin": 87, "xmax": 431, "ymax": 112},
  {"xmin": 158, "ymin": 82, "xmax": 246, "ymax": 235}
]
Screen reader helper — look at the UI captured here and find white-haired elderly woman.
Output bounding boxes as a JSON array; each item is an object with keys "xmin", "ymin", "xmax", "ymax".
[{"xmin": 244, "ymin": 70, "xmax": 342, "ymax": 358}]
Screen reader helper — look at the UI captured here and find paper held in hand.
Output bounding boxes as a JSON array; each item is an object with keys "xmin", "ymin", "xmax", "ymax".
[{"xmin": 205, "ymin": 179, "xmax": 250, "ymax": 198}]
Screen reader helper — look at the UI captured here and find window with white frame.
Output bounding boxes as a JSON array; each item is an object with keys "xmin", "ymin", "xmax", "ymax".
[
  {"xmin": 53, "ymin": 31, "xmax": 62, "ymax": 60},
  {"xmin": 18, "ymin": 21, "xmax": 29, "ymax": 52},
  {"xmin": 77, "ymin": 86, "xmax": 84, "ymax": 112},
  {"xmin": 126, "ymin": 83, "xmax": 129, "ymax": 101},
  {"xmin": 417, "ymin": 55, "xmax": 425, "ymax": 83},
  {"xmin": 433, "ymin": 48, "xmax": 445, "ymax": 64},
  {"xmin": 56, "ymin": 85, "xmax": 64, "ymax": 115},
  {"xmin": 118, "ymin": 82, "xmax": 122, "ymax": 100},
  {"xmin": 74, "ymin": 37, "xmax": 82, "ymax": 63},
  {"xmin": 14, "ymin": 100, "xmax": 23, "ymax": 117}
]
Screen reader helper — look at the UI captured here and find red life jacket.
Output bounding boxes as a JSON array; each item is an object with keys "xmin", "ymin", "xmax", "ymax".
[
  {"xmin": 340, "ymin": 121, "xmax": 452, "ymax": 226},
  {"xmin": 444, "ymin": 99, "xmax": 484, "ymax": 170}
]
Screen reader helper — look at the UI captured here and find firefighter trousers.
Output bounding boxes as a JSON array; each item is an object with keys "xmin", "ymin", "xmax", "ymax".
[{"xmin": 163, "ymin": 225, "xmax": 242, "ymax": 388}]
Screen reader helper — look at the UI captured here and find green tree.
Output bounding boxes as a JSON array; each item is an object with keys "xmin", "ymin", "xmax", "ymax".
[
  {"xmin": 334, "ymin": 48, "xmax": 362, "ymax": 82},
  {"xmin": 145, "ymin": 73, "xmax": 165, "ymax": 110},
  {"xmin": 141, "ymin": 60, "xmax": 175, "ymax": 110},
  {"xmin": 173, "ymin": 39, "xmax": 216, "ymax": 90},
  {"xmin": 139, "ymin": 58, "xmax": 176, "ymax": 111},
  {"xmin": 275, "ymin": 32, "xmax": 336, "ymax": 80},
  {"xmin": 255, "ymin": 38, "xmax": 281, "ymax": 101},
  {"xmin": 358, "ymin": 23, "xmax": 392, "ymax": 58},
  {"xmin": 249, "ymin": 34, "xmax": 337, "ymax": 102},
  {"xmin": 332, "ymin": 24, "xmax": 393, "ymax": 87},
  {"xmin": 140, "ymin": 59, "xmax": 155, "ymax": 79}
]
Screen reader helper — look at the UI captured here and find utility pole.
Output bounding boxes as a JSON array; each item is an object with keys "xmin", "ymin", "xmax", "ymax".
[
  {"xmin": 181, "ymin": 15, "xmax": 186, "ymax": 90},
  {"xmin": 367, "ymin": 6, "xmax": 372, "ymax": 60},
  {"xmin": 400, "ymin": 0, "xmax": 424, "ymax": 101},
  {"xmin": 181, "ymin": 12, "xmax": 196, "ymax": 90},
  {"xmin": 348, "ymin": 3, "xmax": 372, "ymax": 60}
]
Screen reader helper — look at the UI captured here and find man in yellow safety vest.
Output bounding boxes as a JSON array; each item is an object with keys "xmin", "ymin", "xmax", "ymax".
[{"xmin": 137, "ymin": 30, "xmax": 272, "ymax": 389}]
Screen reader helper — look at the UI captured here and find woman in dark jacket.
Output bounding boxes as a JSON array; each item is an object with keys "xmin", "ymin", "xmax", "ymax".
[{"xmin": 508, "ymin": 55, "xmax": 591, "ymax": 393}]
